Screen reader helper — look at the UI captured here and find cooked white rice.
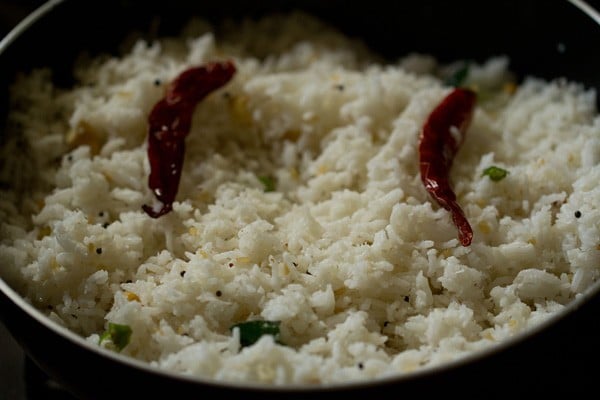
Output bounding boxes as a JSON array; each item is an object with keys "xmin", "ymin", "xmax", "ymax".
[{"xmin": 1, "ymin": 12, "xmax": 599, "ymax": 385}]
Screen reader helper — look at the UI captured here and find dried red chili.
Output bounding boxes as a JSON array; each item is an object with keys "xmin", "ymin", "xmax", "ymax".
[
  {"xmin": 418, "ymin": 88, "xmax": 477, "ymax": 246},
  {"xmin": 142, "ymin": 60, "xmax": 236, "ymax": 218}
]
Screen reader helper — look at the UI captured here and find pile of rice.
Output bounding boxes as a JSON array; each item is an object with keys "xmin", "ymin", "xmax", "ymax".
[{"xmin": 1, "ymin": 12, "xmax": 599, "ymax": 385}]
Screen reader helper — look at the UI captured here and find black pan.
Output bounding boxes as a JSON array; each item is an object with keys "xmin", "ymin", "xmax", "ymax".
[{"xmin": 1, "ymin": 0, "xmax": 600, "ymax": 398}]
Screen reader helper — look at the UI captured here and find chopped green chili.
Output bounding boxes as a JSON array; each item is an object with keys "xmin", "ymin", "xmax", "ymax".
[
  {"xmin": 258, "ymin": 175, "xmax": 276, "ymax": 192},
  {"xmin": 482, "ymin": 166, "xmax": 509, "ymax": 181},
  {"xmin": 230, "ymin": 320, "xmax": 281, "ymax": 347},
  {"xmin": 445, "ymin": 62, "xmax": 470, "ymax": 88},
  {"xmin": 99, "ymin": 322, "xmax": 132, "ymax": 352}
]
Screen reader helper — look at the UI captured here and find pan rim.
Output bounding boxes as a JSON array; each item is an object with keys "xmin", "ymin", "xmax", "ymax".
[{"xmin": 1, "ymin": 0, "xmax": 600, "ymax": 393}]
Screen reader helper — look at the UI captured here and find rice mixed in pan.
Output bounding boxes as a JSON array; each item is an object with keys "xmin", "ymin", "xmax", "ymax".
[{"xmin": 1, "ymin": 12, "xmax": 599, "ymax": 384}]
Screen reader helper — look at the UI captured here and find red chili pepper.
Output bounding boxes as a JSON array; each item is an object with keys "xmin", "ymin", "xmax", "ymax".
[
  {"xmin": 142, "ymin": 60, "xmax": 236, "ymax": 218},
  {"xmin": 418, "ymin": 88, "xmax": 476, "ymax": 246}
]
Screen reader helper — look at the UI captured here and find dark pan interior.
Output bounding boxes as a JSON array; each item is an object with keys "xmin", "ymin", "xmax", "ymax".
[
  {"xmin": 2, "ymin": 0, "xmax": 600, "ymax": 87},
  {"xmin": 1, "ymin": 0, "xmax": 600, "ymax": 399}
]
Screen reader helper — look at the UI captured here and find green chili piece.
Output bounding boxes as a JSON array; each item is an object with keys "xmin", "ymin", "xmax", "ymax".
[
  {"xmin": 231, "ymin": 320, "xmax": 281, "ymax": 347},
  {"xmin": 99, "ymin": 322, "xmax": 132, "ymax": 352},
  {"xmin": 482, "ymin": 166, "xmax": 509, "ymax": 181},
  {"xmin": 445, "ymin": 62, "xmax": 470, "ymax": 88},
  {"xmin": 258, "ymin": 175, "xmax": 276, "ymax": 192}
]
